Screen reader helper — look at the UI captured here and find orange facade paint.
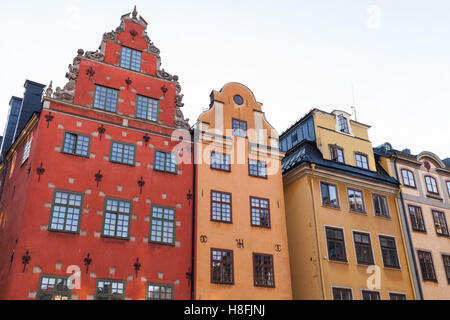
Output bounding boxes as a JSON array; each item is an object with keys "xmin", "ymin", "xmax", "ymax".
[{"xmin": 193, "ymin": 83, "xmax": 292, "ymax": 300}]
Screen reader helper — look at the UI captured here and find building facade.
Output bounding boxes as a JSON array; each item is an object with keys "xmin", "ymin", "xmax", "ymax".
[
  {"xmin": 0, "ymin": 80, "xmax": 45, "ymax": 158},
  {"xmin": 193, "ymin": 83, "xmax": 292, "ymax": 300},
  {"xmin": 281, "ymin": 109, "xmax": 416, "ymax": 300},
  {"xmin": 375, "ymin": 144, "xmax": 450, "ymax": 300},
  {"xmin": 0, "ymin": 8, "xmax": 193, "ymax": 300}
]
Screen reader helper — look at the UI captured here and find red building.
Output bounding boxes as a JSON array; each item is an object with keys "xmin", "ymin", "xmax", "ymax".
[{"xmin": 0, "ymin": 8, "xmax": 193, "ymax": 300}]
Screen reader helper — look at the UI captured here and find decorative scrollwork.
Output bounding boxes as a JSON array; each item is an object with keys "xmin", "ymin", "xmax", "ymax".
[{"xmin": 85, "ymin": 51, "xmax": 104, "ymax": 62}]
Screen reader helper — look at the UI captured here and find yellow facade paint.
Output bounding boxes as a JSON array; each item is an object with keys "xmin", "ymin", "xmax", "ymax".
[{"xmin": 283, "ymin": 109, "xmax": 416, "ymax": 300}]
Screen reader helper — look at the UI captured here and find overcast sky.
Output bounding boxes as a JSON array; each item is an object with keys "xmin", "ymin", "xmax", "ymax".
[{"xmin": 0, "ymin": 1, "xmax": 448, "ymax": 159}]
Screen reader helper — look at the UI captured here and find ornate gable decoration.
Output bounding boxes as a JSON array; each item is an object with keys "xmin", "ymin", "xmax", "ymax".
[
  {"xmin": 45, "ymin": 7, "xmax": 190, "ymax": 130},
  {"xmin": 102, "ymin": 6, "xmax": 160, "ymax": 58},
  {"xmin": 45, "ymin": 48, "xmax": 105, "ymax": 103}
]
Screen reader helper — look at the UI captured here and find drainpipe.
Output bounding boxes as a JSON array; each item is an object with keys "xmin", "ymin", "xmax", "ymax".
[
  {"xmin": 309, "ymin": 163, "xmax": 326, "ymax": 300},
  {"xmin": 393, "ymin": 153, "xmax": 424, "ymax": 300},
  {"xmin": 190, "ymin": 130, "xmax": 196, "ymax": 301}
]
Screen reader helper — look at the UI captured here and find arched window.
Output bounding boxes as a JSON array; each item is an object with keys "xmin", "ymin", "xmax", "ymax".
[
  {"xmin": 401, "ymin": 169, "xmax": 416, "ymax": 188},
  {"xmin": 424, "ymin": 175, "xmax": 439, "ymax": 195}
]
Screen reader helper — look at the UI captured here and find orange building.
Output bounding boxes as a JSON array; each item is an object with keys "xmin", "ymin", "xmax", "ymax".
[{"xmin": 193, "ymin": 83, "xmax": 292, "ymax": 300}]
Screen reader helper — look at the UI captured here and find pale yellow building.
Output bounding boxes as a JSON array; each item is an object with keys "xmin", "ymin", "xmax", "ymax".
[
  {"xmin": 280, "ymin": 109, "xmax": 416, "ymax": 300},
  {"xmin": 375, "ymin": 144, "xmax": 450, "ymax": 300}
]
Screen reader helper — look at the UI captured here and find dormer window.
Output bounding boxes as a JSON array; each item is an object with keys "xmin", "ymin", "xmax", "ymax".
[
  {"xmin": 120, "ymin": 47, "xmax": 142, "ymax": 72},
  {"xmin": 337, "ymin": 114, "xmax": 350, "ymax": 134}
]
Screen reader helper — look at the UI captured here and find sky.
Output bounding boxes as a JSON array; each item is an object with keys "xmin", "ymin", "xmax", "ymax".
[{"xmin": 0, "ymin": 0, "xmax": 448, "ymax": 159}]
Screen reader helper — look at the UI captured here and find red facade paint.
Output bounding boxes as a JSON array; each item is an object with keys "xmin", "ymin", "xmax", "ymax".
[{"xmin": 0, "ymin": 11, "xmax": 193, "ymax": 300}]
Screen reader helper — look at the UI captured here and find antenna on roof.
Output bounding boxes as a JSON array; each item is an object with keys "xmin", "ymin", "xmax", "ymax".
[{"xmin": 351, "ymin": 84, "xmax": 357, "ymax": 122}]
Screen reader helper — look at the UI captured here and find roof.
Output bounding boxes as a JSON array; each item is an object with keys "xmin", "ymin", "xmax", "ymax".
[
  {"xmin": 374, "ymin": 142, "xmax": 450, "ymax": 169},
  {"xmin": 282, "ymin": 140, "xmax": 399, "ymax": 187}
]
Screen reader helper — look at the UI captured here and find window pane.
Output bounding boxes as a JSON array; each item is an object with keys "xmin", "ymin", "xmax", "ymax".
[
  {"xmin": 321, "ymin": 183, "xmax": 338, "ymax": 207},
  {"xmin": 94, "ymin": 86, "xmax": 118, "ymax": 112},
  {"xmin": 136, "ymin": 95, "xmax": 159, "ymax": 121},
  {"xmin": 111, "ymin": 142, "xmax": 135, "ymax": 165},
  {"xmin": 150, "ymin": 206, "xmax": 176, "ymax": 245},
  {"xmin": 102, "ymin": 199, "xmax": 131, "ymax": 239},
  {"xmin": 379, "ymin": 236, "xmax": 399, "ymax": 268},
  {"xmin": 120, "ymin": 47, "xmax": 142, "ymax": 72},
  {"xmin": 50, "ymin": 191, "xmax": 83, "ymax": 233},
  {"xmin": 253, "ymin": 254, "xmax": 274, "ymax": 287},
  {"xmin": 418, "ymin": 251, "xmax": 437, "ymax": 281},
  {"xmin": 212, "ymin": 191, "xmax": 232, "ymax": 223},
  {"xmin": 95, "ymin": 280, "xmax": 126, "ymax": 300}
]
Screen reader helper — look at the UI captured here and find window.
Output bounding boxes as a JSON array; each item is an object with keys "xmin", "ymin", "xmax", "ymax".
[
  {"xmin": 446, "ymin": 181, "xmax": 450, "ymax": 197},
  {"xmin": 355, "ymin": 153, "xmax": 369, "ymax": 170},
  {"xmin": 233, "ymin": 95, "xmax": 244, "ymax": 105},
  {"xmin": 353, "ymin": 232, "xmax": 374, "ymax": 265},
  {"xmin": 337, "ymin": 114, "xmax": 349, "ymax": 134},
  {"xmin": 321, "ymin": 182, "xmax": 339, "ymax": 208},
  {"xmin": 417, "ymin": 251, "xmax": 437, "ymax": 282},
  {"xmin": 326, "ymin": 227, "xmax": 347, "ymax": 262},
  {"xmin": 136, "ymin": 95, "xmax": 159, "ymax": 121},
  {"xmin": 154, "ymin": 150, "xmax": 177, "ymax": 173},
  {"xmin": 401, "ymin": 169, "xmax": 416, "ymax": 188},
  {"xmin": 62, "ymin": 132, "xmax": 90, "ymax": 157},
  {"xmin": 424, "ymin": 175, "xmax": 439, "ymax": 195},
  {"xmin": 95, "ymin": 279, "xmax": 126, "ymax": 300},
  {"xmin": 329, "ymin": 145, "xmax": 344, "ymax": 163},
  {"xmin": 432, "ymin": 210, "xmax": 449, "ymax": 237},
  {"xmin": 361, "ymin": 290, "xmax": 380, "ymax": 300},
  {"xmin": 93, "ymin": 85, "xmax": 119, "ymax": 112},
  {"xmin": 120, "ymin": 46, "xmax": 142, "ymax": 72},
  {"xmin": 110, "ymin": 141, "xmax": 136, "ymax": 166},
  {"xmin": 332, "ymin": 287, "xmax": 352, "ymax": 300},
  {"xmin": 211, "ymin": 191, "xmax": 232, "ymax": 223},
  {"xmin": 373, "ymin": 194, "xmax": 390, "ymax": 218},
  {"xmin": 147, "ymin": 283, "xmax": 174, "ymax": 300},
  {"xmin": 253, "ymin": 253, "xmax": 275, "ymax": 288},
  {"xmin": 250, "ymin": 197, "xmax": 270, "ymax": 228},
  {"xmin": 249, "ymin": 159, "xmax": 267, "ymax": 178},
  {"xmin": 21, "ymin": 137, "xmax": 32, "ymax": 165},
  {"xmin": 232, "ymin": 119, "xmax": 247, "ymax": 138},
  {"xmin": 37, "ymin": 275, "xmax": 71, "ymax": 300},
  {"xmin": 102, "ymin": 198, "xmax": 132, "ymax": 239},
  {"xmin": 408, "ymin": 205, "xmax": 426, "ymax": 233},
  {"xmin": 48, "ymin": 190, "xmax": 83, "ymax": 233},
  {"xmin": 211, "ymin": 152, "xmax": 231, "ymax": 172},
  {"xmin": 347, "ymin": 189, "xmax": 365, "ymax": 213},
  {"xmin": 149, "ymin": 206, "xmax": 176, "ymax": 245},
  {"xmin": 389, "ymin": 293, "xmax": 407, "ymax": 300},
  {"xmin": 442, "ymin": 254, "xmax": 450, "ymax": 284},
  {"xmin": 379, "ymin": 236, "xmax": 400, "ymax": 269},
  {"xmin": 211, "ymin": 249, "xmax": 234, "ymax": 285}
]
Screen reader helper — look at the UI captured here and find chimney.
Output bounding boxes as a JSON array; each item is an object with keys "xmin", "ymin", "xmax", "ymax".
[{"xmin": 12, "ymin": 80, "xmax": 45, "ymax": 141}]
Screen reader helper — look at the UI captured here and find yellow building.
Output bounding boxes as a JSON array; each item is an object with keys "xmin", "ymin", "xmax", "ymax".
[
  {"xmin": 193, "ymin": 83, "xmax": 292, "ymax": 300},
  {"xmin": 281, "ymin": 109, "xmax": 416, "ymax": 300},
  {"xmin": 375, "ymin": 144, "xmax": 450, "ymax": 300}
]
